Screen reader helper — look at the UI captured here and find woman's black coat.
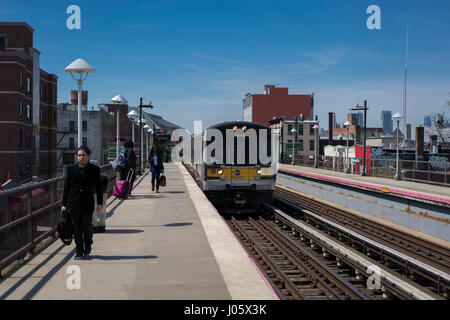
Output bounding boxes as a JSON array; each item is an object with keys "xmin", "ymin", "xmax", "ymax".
[{"xmin": 62, "ymin": 162, "xmax": 103, "ymax": 214}]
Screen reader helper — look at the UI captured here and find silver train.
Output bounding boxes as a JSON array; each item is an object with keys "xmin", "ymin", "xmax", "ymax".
[{"xmin": 186, "ymin": 121, "xmax": 277, "ymax": 213}]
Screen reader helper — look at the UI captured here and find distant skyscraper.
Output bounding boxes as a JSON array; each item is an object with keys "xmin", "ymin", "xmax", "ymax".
[
  {"xmin": 424, "ymin": 115, "xmax": 431, "ymax": 127},
  {"xmin": 381, "ymin": 110, "xmax": 393, "ymax": 133},
  {"xmin": 357, "ymin": 111, "xmax": 364, "ymax": 127}
]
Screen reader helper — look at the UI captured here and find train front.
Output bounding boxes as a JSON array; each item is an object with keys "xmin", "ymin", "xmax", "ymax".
[{"xmin": 203, "ymin": 121, "xmax": 278, "ymax": 214}]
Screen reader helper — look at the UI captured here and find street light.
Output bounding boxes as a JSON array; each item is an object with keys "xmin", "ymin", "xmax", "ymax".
[
  {"xmin": 313, "ymin": 124, "xmax": 319, "ymax": 168},
  {"xmin": 393, "ymin": 112, "xmax": 403, "ymax": 180},
  {"xmin": 351, "ymin": 100, "xmax": 369, "ymax": 176},
  {"xmin": 138, "ymin": 98, "xmax": 153, "ymax": 174},
  {"xmin": 144, "ymin": 124, "xmax": 151, "ymax": 167},
  {"xmin": 343, "ymin": 120, "xmax": 352, "ymax": 173},
  {"xmin": 110, "ymin": 95, "xmax": 128, "ymax": 159},
  {"xmin": 291, "ymin": 128, "xmax": 297, "ymax": 165},
  {"xmin": 127, "ymin": 109, "xmax": 139, "ymax": 144},
  {"xmin": 65, "ymin": 58, "xmax": 95, "ymax": 147}
]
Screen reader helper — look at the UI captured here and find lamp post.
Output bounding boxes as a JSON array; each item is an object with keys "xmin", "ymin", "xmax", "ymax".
[
  {"xmin": 351, "ymin": 100, "xmax": 369, "ymax": 176},
  {"xmin": 144, "ymin": 124, "xmax": 151, "ymax": 167},
  {"xmin": 65, "ymin": 58, "xmax": 95, "ymax": 147},
  {"xmin": 343, "ymin": 121, "xmax": 352, "ymax": 173},
  {"xmin": 110, "ymin": 95, "xmax": 128, "ymax": 158},
  {"xmin": 291, "ymin": 128, "xmax": 297, "ymax": 165},
  {"xmin": 138, "ymin": 98, "xmax": 153, "ymax": 174},
  {"xmin": 148, "ymin": 128, "xmax": 153, "ymax": 166},
  {"xmin": 127, "ymin": 109, "xmax": 139, "ymax": 144},
  {"xmin": 393, "ymin": 112, "xmax": 403, "ymax": 180},
  {"xmin": 313, "ymin": 124, "xmax": 319, "ymax": 168}
]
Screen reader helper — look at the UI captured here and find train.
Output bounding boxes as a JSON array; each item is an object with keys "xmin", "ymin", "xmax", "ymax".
[{"xmin": 186, "ymin": 121, "xmax": 277, "ymax": 213}]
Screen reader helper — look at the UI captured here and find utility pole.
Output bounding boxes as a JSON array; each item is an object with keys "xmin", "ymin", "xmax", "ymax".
[{"xmin": 138, "ymin": 97, "xmax": 153, "ymax": 174}]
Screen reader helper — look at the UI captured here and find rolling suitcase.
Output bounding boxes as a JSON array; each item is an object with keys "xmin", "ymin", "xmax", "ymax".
[{"xmin": 113, "ymin": 170, "xmax": 133, "ymax": 199}]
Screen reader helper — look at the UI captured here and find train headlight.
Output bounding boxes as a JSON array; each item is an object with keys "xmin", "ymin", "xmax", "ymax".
[
  {"xmin": 217, "ymin": 169, "xmax": 223, "ymax": 175},
  {"xmin": 256, "ymin": 169, "xmax": 262, "ymax": 175},
  {"xmin": 210, "ymin": 169, "xmax": 216, "ymax": 174}
]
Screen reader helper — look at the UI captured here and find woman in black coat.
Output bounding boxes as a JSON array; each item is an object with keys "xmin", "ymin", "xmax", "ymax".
[
  {"xmin": 62, "ymin": 146, "xmax": 103, "ymax": 259},
  {"xmin": 149, "ymin": 145, "xmax": 164, "ymax": 193}
]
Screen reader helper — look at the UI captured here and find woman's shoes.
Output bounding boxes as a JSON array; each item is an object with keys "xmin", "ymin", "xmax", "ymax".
[{"xmin": 156, "ymin": 189, "xmax": 159, "ymax": 193}]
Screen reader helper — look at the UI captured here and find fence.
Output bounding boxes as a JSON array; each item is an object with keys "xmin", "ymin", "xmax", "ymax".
[
  {"xmin": 0, "ymin": 164, "xmax": 116, "ymax": 276},
  {"xmin": 282, "ymin": 155, "xmax": 450, "ymax": 187}
]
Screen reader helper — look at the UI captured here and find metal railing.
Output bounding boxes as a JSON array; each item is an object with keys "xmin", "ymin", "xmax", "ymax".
[
  {"xmin": 282, "ymin": 155, "xmax": 450, "ymax": 187},
  {"xmin": 0, "ymin": 164, "xmax": 116, "ymax": 276}
]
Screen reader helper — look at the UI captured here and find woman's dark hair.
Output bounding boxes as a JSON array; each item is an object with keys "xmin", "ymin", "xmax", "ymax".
[
  {"xmin": 77, "ymin": 146, "xmax": 91, "ymax": 156},
  {"xmin": 124, "ymin": 141, "xmax": 134, "ymax": 149}
]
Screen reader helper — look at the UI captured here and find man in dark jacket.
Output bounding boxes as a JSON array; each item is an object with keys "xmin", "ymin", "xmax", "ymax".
[
  {"xmin": 123, "ymin": 141, "xmax": 137, "ymax": 195},
  {"xmin": 149, "ymin": 145, "xmax": 164, "ymax": 193},
  {"xmin": 62, "ymin": 146, "xmax": 103, "ymax": 259}
]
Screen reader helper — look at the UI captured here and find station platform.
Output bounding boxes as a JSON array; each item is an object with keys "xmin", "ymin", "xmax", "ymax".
[
  {"xmin": 279, "ymin": 164, "xmax": 450, "ymax": 207},
  {"xmin": 0, "ymin": 163, "xmax": 278, "ymax": 300},
  {"xmin": 277, "ymin": 163, "xmax": 450, "ymax": 244}
]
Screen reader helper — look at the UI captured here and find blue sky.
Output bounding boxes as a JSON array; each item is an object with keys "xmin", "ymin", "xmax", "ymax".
[{"xmin": 2, "ymin": 0, "xmax": 449, "ymax": 133}]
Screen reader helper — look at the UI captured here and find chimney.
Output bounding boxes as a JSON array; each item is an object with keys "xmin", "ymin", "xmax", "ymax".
[
  {"xmin": 328, "ymin": 112, "xmax": 334, "ymax": 143},
  {"xmin": 71, "ymin": 90, "xmax": 88, "ymax": 106},
  {"xmin": 430, "ymin": 135, "xmax": 438, "ymax": 154},
  {"xmin": 415, "ymin": 126, "xmax": 424, "ymax": 160},
  {"xmin": 406, "ymin": 124, "xmax": 411, "ymax": 140}
]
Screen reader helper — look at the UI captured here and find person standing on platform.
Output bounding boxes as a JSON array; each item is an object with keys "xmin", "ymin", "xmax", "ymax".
[
  {"xmin": 149, "ymin": 145, "xmax": 164, "ymax": 193},
  {"xmin": 62, "ymin": 146, "xmax": 103, "ymax": 259},
  {"xmin": 123, "ymin": 141, "xmax": 137, "ymax": 195}
]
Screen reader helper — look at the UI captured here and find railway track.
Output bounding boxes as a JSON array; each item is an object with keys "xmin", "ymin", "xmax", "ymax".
[
  {"xmin": 273, "ymin": 185, "xmax": 450, "ymax": 298},
  {"xmin": 226, "ymin": 214, "xmax": 380, "ymax": 300}
]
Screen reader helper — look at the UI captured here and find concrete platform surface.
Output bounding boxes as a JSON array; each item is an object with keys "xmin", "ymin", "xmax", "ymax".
[
  {"xmin": 0, "ymin": 163, "xmax": 277, "ymax": 300},
  {"xmin": 279, "ymin": 164, "xmax": 450, "ymax": 206}
]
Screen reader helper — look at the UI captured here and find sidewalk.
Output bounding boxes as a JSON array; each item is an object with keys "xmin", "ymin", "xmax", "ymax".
[{"xmin": 0, "ymin": 164, "xmax": 231, "ymax": 299}]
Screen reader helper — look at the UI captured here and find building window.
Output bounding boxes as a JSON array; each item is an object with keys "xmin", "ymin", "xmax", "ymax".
[
  {"xmin": 310, "ymin": 140, "xmax": 315, "ymax": 151},
  {"xmin": 69, "ymin": 137, "xmax": 75, "ymax": 149},
  {"xmin": 82, "ymin": 121, "xmax": 87, "ymax": 131},
  {"xmin": 19, "ymin": 130, "xmax": 23, "ymax": 148},
  {"xmin": 309, "ymin": 125, "xmax": 314, "ymax": 136},
  {"xmin": 298, "ymin": 124, "xmax": 303, "ymax": 135},
  {"xmin": 26, "ymin": 132, "xmax": 31, "ymax": 148},
  {"xmin": 82, "ymin": 137, "xmax": 87, "ymax": 147},
  {"xmin": 0, "ymin": 34, "xmax": 7, "ymax": 49},
  {"xmin": 18, "ymin": 159, "xmax": 23, "ymax": 178},
  {"xmin": 299, "ymin": 140, "xmax": 304, "ymax": 151},
  {"xmin": 27, "ymin": 78, "xmax": 31, "ymax": 93},
  {"xmin": 288, "ymin": 124, "xmax": 292, "ymax": 134},
  {"xmin": 19, "ymin": 71, "xmax": 23, "ymax": 89},
  {"xmin": 19, "ymin": 101, "xmax": 23, "ymax": 119},
  {"xmin": 69, "ymin": 121, "xmax": 75, "ymax": 132},
  {"xmin": 26, "ymin": 159, "xmax": 31, "ymax": 174},
  {"xmin": 27, "ymin": 105, "xmax": 31, "ymax": 119}
]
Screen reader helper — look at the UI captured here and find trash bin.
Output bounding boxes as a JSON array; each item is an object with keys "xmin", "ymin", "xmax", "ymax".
[{"xmin": 92, "ymin": 173, "xmax": 109, "ymax": 233}]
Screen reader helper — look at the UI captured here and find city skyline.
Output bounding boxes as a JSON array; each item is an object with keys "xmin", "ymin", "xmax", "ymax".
[{"xmin": 1, "ymin": 0, "xmax": 449, "ymax": 133}]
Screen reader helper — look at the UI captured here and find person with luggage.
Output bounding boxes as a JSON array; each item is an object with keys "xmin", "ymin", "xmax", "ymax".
[
  {"xmin": 149, "ymin": 145, "xmax": 164, "ymax": 193},
  {"xmin": 123, "ymin": 141, "xmax": 136, "ymax": 196},
  {"xmin": 61, "ymin": 146, "xmax": 103, "ymax": 260}
]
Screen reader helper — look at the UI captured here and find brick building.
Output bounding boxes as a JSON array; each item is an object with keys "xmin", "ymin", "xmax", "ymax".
[
  {"xmin": 0, "ymin": 22, "xmax": 58, "ymax": 183},
  {"xmin": 243, "ymin": 85, "xmax": 314, "ymax": 127},
  {"xmin": 269, "ymin": 116, "xmax": 319, "ymax": 160}
]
